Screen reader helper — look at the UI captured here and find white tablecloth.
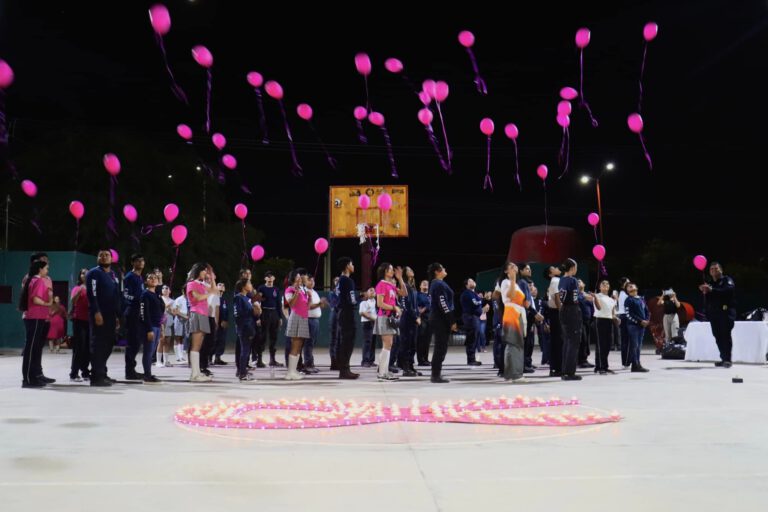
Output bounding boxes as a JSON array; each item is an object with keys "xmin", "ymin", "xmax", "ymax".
[{"xmin": 684, "ymin": 321, "xmax": 768, "ymax": 363}]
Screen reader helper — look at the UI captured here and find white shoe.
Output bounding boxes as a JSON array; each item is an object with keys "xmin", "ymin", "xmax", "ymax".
[
  {"xmin": 377, "ymin": 372, "xmax": 399, "ymax": 381},
  {"xmin": 239, "ymin": 374, "xmax": 256, "ymax": 382},
  {"xmin": 190, "ymin": 374, "xmax": 213, "ymax": 383},
  {"xmin": 284, "ymin": 371, "xmax": 304, "ymax": 381},
  {"xmin": 155, "ymin": 361, "xmax": 165, "ymax": 368},
  {"xmin": 70, "ymin": 377, "xmax": 83, "ymax": 383}
]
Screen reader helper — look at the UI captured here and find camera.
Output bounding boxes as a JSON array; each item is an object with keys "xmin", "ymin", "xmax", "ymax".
[{"xmin": 663, "ymin": 289, "xmax": 674, "ymax": 296}]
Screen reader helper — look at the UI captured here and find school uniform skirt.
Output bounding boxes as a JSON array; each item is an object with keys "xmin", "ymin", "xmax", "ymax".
[
  {"xmin": 374, "ymin": 315, "xmax": 399, "ymax": 336},
  {"xmin": 188, "ymin": 312, "xmax": 211, "ymax": 334},
  {"xmin": 285, "ymin": 311, "xmax": 310, "ymax": 339}
]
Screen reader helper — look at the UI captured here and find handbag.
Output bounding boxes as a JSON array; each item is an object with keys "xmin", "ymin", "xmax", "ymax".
[{"xmin": 386, "ymin": 314, "xmax": 399, "ymax": 330}]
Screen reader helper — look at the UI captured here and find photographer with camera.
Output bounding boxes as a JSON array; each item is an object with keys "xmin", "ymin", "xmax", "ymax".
[{"xmin": 657, "ymin": 288, "xmax": 681, "ymax": 344}]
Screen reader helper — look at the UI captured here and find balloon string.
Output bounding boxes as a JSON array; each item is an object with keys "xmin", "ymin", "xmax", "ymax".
[
  {"xmin": 107, "ymin": 177, "xmax": 118, "ymax": 239},
  {"xmin": 253, "ymin": 88, "xmax": 269, "ymax": 144},
  {"xmin": 543, "ymin": 183, "xmax": 548, "ymax": 246},
  {"xmin": 355, "ymin": 120, "xmax": 368, "ymax": 144},
  {"xmin": 638, "ymin": 42, "xmax": 648, "ymax": 113},
  {"xmin": 466, "ymin": 48, "xmax": 488, "ymax": 95},
  {"xmin": 155, "ymin": 34, "xmax": 188, "ymax": 105},
  {"xmin": 557, "ymin": 127, "xmax": 570, "ymax": 179},
  {"xmin": 364, "ymin": 76, "xmax": 371, "ymax": 112},
  {"xmin": 205, "ymin": 69, "xmax": 212, "ymax": 134},
  {"xmin": 241, "ymin": 220, "xmax": 248, "ymax": 267},
  {"xmin": 638, "ymin": 133, "xmax": 653, "ymax": 170},
  {"xmin": 277, "ymin": 99, "xmax": 302, "ymax": 176},
  {"xmin": 380, "ymin": 125, "xmax": 398, "ymax": 178},
  {"xmin": 435, "ymin": 102, "xmax": 452, "ymax": 170},
  {"xmin": 140, "ymin": 223, "xmax": 164, "ymax": 236},
  {"xmin": 424, "ymin": 125, "xmax": 449, "ymax": 173},
  {"xmin": 483, "ymin": 137, "xmax": 493, "ymax": 191},
  {"xmin": 309, "ymin": 122, "xmax": 337, "ymax": 169},
  {"xmin": 579, "ymin": 50, "xmax": 599, "ymax": 128},
  {"xmin": 512, "ymin": 139, "xmax": 521, "ymax": 191},
  {"xmin": 131, "ymin": 228, "xmax": 140, "ymax": 250},
  {"xmin": 169, "ymin": 246, "xmax": 180, "ymax": 293}
]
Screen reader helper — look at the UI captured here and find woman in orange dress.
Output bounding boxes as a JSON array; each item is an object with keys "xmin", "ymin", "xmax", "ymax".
[{"xmin": 498, "ymin": 262, "xmax": 529, "ymax": 382}]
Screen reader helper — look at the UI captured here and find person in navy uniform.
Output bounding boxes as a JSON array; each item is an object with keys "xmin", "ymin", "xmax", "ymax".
[
  {"xmin": 398, "ymin": 267, "xmax": 422, "ymax": 377},
  {"xmin": 139, "ymin": 272, "xmax": 164, "ymax": 383},
  {"xmin": 624, "ymin": 282, "xmax": 650, "ymax": 372},
  {"xmin": 213, "ymin": 282, "xmax": 229, "ymax": 365},
  {"xmin": 233, "ymin": 278, "xmax": 260, "ymax": 381},
  {"xmin": 86, "ymin": 250, "xmax": 122, "ymax": 387},
  {"xmin": 256, "ymin": 271, "xmax": 284, "ymax": 368},
  {"xmin": 517, "ymin": 263, "xmax": 538, "ymax": 373},
  {"xmin": 491, "ymin": 271, "xmax": 506, "ymax": 376},
  {"xmin": 428, "ymin": 262, "xmax": 455, "ymax": 383},
  {"xmin": 122, "ymin": 254, "xmax": 145, "ymax": 380},
  {"xmin": 336, "ymin": 257, "xmax": 360, "ymax": 379},
  {"xmin": 699, "ymin": 261, "xmax": 736, "ymax": 368},
  {"xmin": 327, "ymin": 276, "xmax": 341, "ymax": 370},
  {"xmin": 558, "ymin": 259, "xmax": 593, "ymax": 381},
  {"xmin": 530, "ymin": 284, "xmax": 548, "ymax": 367},
  {"xmin": 577, "ymin": 279, "xmax": 595, "ymax": 369},
  {"xmin": 415, "ymin": 280, "xmax": 432, "ymax": 366},
  {"xmin": 460, "ymin": 278, "xmax": 484, "ymax": 366}
]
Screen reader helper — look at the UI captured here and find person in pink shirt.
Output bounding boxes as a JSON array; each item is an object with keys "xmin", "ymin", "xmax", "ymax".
[
  {"xmin": 69, "ymin": 268, "xmax": 91, "ymax": 382},
  {"xmin": 283, "ymin": 268, "xmax": 311, "ymax": 380},
  {"xmin": 19, "ymin": 260, "xmax": 53, "ymax": 388},
  {"xmin": 373, "ymin": 262, "xmax": 408, "ymax": 381},
  {"xmin": 47, "ymin": 296, "xmax": 67, "ymax": 353},
  {"xmin": 186, "ymin": 262, "xmax": 217, "ymax": 382}
]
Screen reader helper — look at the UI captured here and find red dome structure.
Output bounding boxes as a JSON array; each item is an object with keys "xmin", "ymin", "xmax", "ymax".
[{"xmin": 508, "ymin": 225, "xmax": 584, "ymax": 264}]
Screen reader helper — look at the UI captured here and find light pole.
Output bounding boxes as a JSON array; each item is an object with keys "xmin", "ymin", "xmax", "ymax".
[{"xmin": 580, "ymin": 162, "xmax": 615, "ymax": 244}]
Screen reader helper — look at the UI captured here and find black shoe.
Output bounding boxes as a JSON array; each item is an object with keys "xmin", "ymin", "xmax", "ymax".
[
  {"xmin": 578, "ymin": 362, "xmax": 595, "ymax": 369},
  {"xmin": 269, "ymin": 360, "xmax": 284, "ymax": 368},
  {"xmin": 361, "ymin": 362, "xmax": 373, "ymax": 368},
  {"xmin": 410, "ymin": 368, "xmax": 424, "ymax": 376},
  {"xmin": 417, "ymin": 360, "xmax": 431, "ymax": 366},
  {"xmin": 598, "ymin": 370, "xmax": 608, "ymax": 375},
  {"xmin": 255, "ymin": 361, "xmax": 265, "ymax": 368},
  {"xmin": 90, "ymin": 379, "xmax": 112, "ymax": 387},
  {"xmin": 22, "ymin": 380, "xmax": 47, "ymax": 388},
  {"xmin": 496, "ymin": 371, "xmax": 503, "ymax": 377},
  {"xmin": 201, "ymin": 369, "xmax": 213, "ymax": 377},
  {"xmin": 105, "ymin": 376, "xmax": 118, "ymax": 384},
  {"xmin": 523, "ymin": 367, "xmax": 535, "ymax": 374},
  {"xmin": 631, "ymin": 365, "xmax": 650, "ymax": 373},
  {"xmin": 561, "ymin": 374, "xmax": 582, "ymax": 381},
  {"xmin": 714, "ymin": 361, "xmax": 724, "ymax": 367},
  {"xmin": 389, "ymin": 366, "xmax": 400, "ymax": 374},
  {"xmin": 549, "ymin": 371, "xmax": 563, "ymax": 377},
  {"xmin": 37, "ymin": 375, "xmax": 56, "ymax": 384},
  {"xmin": 431, "ymin": 376, "xmax": 450, "ymax": 383},
  {"xmin": 143, "ymin": 375, "xmax": 161, "ymax": 383},
  {"xmin": 125, "ymin": 372, "xmax": 143, "ymax": 380},
  {"xmin": 467, "ymin": 361, "xmax": 482, "ymax": 366},
  {"xmin": 213, "ymin": 358, "xmax": 228, "ymax": 365},
  {"xmin": 330, "ymin": 361, "xmax": 339, "ymax": 371},
  {"xmin": 605, "ymin": 369, "xmax": 616, "ymax": 374},
  {"xmin": 402, "ymin": 369, "xmax": 418, "ymax": 377},
  {"xmin": 723, "ymin": 361, "xmax": 733, "ymax": 368},
  {"xmin": 339, "ymin": 370, "xmax": 360, "ymax": 380}
]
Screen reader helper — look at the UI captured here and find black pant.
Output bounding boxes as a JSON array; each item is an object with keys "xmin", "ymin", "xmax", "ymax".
[
  {"xmin": 124, "ymin": 313, "xmax": 141, "ymax": 375},
  {"xmin": 710, "ymin": 312, "xmax": 735, "ymax": 363},
  {"xmin": 619, "ymin": 314, "xmax": 630, "ymax": 366},
  {"xmin": 201, "ymin": 317, "xmax": 216, "ymax": 370},
  {"xmin": 462, "ymin": 314, "xmax": 479, "ymax": 363},
  {"xmin": 90, "ymin": 316, "xmax": 116, "ymax": 382},
  {"xmin": 560, "ymin": 305, "xmax": 582, "ymax": 377},
  {"xmin": 548, "ymin": 308, "xmax": 563, "ymax": 373},
  {"xmin": 236, "ymin": 325, "xmax": 254, "ymax": 377},
  {"xmin": 22, "ymin": 319, "xmax": 48, "ymax": 384},
  {"xmin": 260, "ymin": 309, "xmax": 280, "ymax": 360},
  {"xmin": 524, "ymin": 321, "xmax": 535, "ymax": 368},
  {"xmin": 417, "ymin": 316, "xmax": 431, "ymax": 363},
  {"xmin": 579, "ymin": 319, "xmax": 592, "ymax": 364},
  {"xmin": 430, "ymin": 317, "xmax": 450, "ymax": 378},
  {"xmin": 214, "ymin": 321, "xmax": 227, "ymax": 357},
  {"xmin": 361, "ymin": 321, "xmax": 375, "ymax": 364},
  {"xmin": 337, "ymin": 310, "xmax": 356, "ymax": 372},
  {"xmin": 398, "ymin": 317, "xmax": 417, "ymax": 369},
  {"xmin": 70, "ymin": 319, "xmax": 91, "ymax": 378},
  {"xmin": 594, "ymin": 318, "xmax": 613, "ymax": 371}
]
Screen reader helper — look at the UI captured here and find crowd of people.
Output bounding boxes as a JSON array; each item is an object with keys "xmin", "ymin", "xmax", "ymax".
[{"xmin": 17, "ymin": 250, "xmax": 738, "ymax": 388}]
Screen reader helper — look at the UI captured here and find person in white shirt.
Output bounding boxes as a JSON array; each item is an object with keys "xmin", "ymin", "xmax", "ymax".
[
  {"xmin": 156, "ymin": 285, "xmax": 175, "ymax": 367},
  {"xmin": 614, "ymin": 277, "xmax": 631, "ymax": 367},
  {"xmin": 172, "ymin": 289, "xmax": 188, "ymax": 363},
  {"xmin": 594, "ymin": 280, "xmax": 619, "ymax": 374},
  {"xmin": 304, "ymin": 275, "xmax": 326, "ymax": 373},
  {"xmin": 359, "ymin": 288, "xmax": 377, "ymax": 367},
  {"xmin": 201, "ymin": 273, "xmax": 220, "ymax": 374},
  {"xmin": 543, "ymin": 265, "xmax": 563, "ymax": 376}
]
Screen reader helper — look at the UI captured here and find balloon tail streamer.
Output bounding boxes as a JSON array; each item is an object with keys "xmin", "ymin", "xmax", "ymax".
[
  {"xmin": 424, "ymin": 126, "xmax": 449, "ymax": 173},
  {"xmin": 131, "ymin": 229, "xmax": 140, "ymax": 250},
  {"xmin": 543, "ymin": 184, "xmax": 548, "ymax": 246},
  {"xmin": 579, "ymin": 50, "xmax": 598, "ymax": 127},
  {"xmin": 370, "ymin": 224, "xmax": 380, "ymax": 268},
  {"xmin": 482, "ymin": 137, "xmax": 493, "ymax": 191},
  {"xmin": 309, "ymin": 123, "xmax": 337, "ymax": 170},
  {"xmin": 107, "ymin": 176, "xmax": 118, "ymax": 239},
  {"xmin": 355, "ymin": 120, "xmax": 368, "ymax": 144},
  {"xmin": 253, "ymin": 88, "xmax": 269, "ymax": 144},
  {"xmin": 169, "ymin": 246, "xmax": 180, "ymax": 292},
  {"xmin": 435, "ymin": 102, "xmax": 452, "ymax": 170},
  {"xmin": 240, "ymin": 220, "xmax": 248, "ymax": 266},
  {"xmin": 557, "ymin": 127, "xmax": 570, "ymax": 180},
  {"xmin": 277, "ymin": 100, "xmax": 302, "ymax": 176},
  {"xmin": 30, "ymin": 207, "xmax": 42, "ymax": 234},
  {"xmin": 465, "ymin": 48, "xmax": 488, "ymax": 95},
  {"xmin": 637, "ymin": 133, "xmax": 653, "ymax": 170},
  {"xmin": 140, "ymin": 223, "xmax": 164, "ymax": 236},
  {"xmin": 512, "ymin": 139, "xmax": 521, "ymax": 191},
  {"xmin": 364, "ymin": 76, "xmax": 371, "ymax": 112},
  {"xmin": 204, "ymin": 68, "xmax": 212, "ymax": 134},
  {"xmin": 155, "ymin": 34, "xmax": 188, "ymax": 104},
  {"xmin": 380, "ymin": 125, "xmax": 398, "ymax": 178},
  {"xmin": 638, "ymin": 42, "xmax": 648, "ymax": 113}
]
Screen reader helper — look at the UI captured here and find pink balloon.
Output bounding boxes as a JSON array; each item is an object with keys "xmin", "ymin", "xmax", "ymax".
[
  {"xmin": 69, "ymin": 200, "xmax": 85, "ymax": 220},
  {"xmin": 102, "ymin": 153, "xmax": 121, "ymax": 176},
  {"xmin": 110, "ymin": 249, "xmax": 119, "ymax": 263},
  {"xmin": 504, "ymin": 123, "xmax": 519, "ymax": 140},
  {"xmin": 575, "ymin": 27, "xmax": 591, "ymax": 49},
  {"xmin": 250, "ymin": 245, "xmax": 265, "ymax": 262},
  {"xmin": 21, "ymin": 180, "xmax": 37, "ymax": 198},
  {"xmin": 163, "ymin": 203, "xmax": 179, "ymax": 223},
  {"xmin": 479, "ymin": 118, "xmax": 495, "ymax": 136},
  {"xmin": 246, "ymin": 71, "xmax": 264, "ymax": 88},
  {"xmin": 434, "ymin": 81, "xmax": 449, "ymax": 102},
  {"xmin": 384, "ymin": 58, "xmax": 403, "ymax": 73},
  {"xmin": 556, "ymin": 114, "xmax": 571, "ymax": 128},
  {"xmin": 458, "ymin": 30, "xmax": 475, "ymax": 48},
  {"xmin": 377, "ymin": 193, "xmax": 393, "ymax": 211},
  {"xmin": 560, "ymin": 87, "xmax": 579, "ymax": 100},
  {"xmin": 191, "ymin": 45, "xmax": 213, "ymax": 68},
  {"xmin": 296, "ymin": 103, "xmax": 313, "ymax": 121},
  {"xmin": 212, "ymin": 133, "xmax": 226, "ymax": 150},
  {"xmin": 171, "ymin": 225, "xmax": 187, "ymax": 246},
  {"xmin": 354, "ymin": 53, "xmax": 372, "ymax": 76},
  {"xmin": 417, "ymin": 108, "xmax": 433, "ymax": 126},
  {"xmin": 314, "ymin": 237, "xmax": 329, "ymax": 255},
  {"xmin": 592, "ymin": 244, "xmax": 606, "ymax": 262},
  {"xmin": 148, "ymin": 4, "xmax": 171, "ymax": 36},
  {"xmin": 643, "ymin": 22, "xmax": 659, "ymax": 42},
  {"xmin": 418, "ymin": 91, "xmax": 432, "ymax": 106},
  {"xmin": 537, "ymin": 164, "xmax": 548, "ymax": 181},
  {"xmin": 176, "ymin": 123, "xmax": 193, "ymax": 140},
  {"xmin": 693, "ymin": 255, "xmax": 708, "ymax": 272},
  {"xmin": 368, "ymin": 112, "xmax": 385, "ymax": 127},
  {"xmin": 353, "ymin": 106, "xmax": 368, "ymax": 121},
  {"xmin": 358, "ymin": 195, "xmax": 371, "ymax": 209},
  {"xmin": 422, "ymin": 80, "xmax": 437, "ymax": 99},
  {"xmin": 0, "ymin": 59, "xmax": 14, "ymax": 89},
  {"xmin": 264, "ymin": 80, "xmax": 283, "ymax": 100},
  {"xmin": 123, "ymin": 204, "xmax": 138, "ymax": 223},
  {"xmin": 222, "ymin": 154, "xmax": 237, "ymax": 169},
  {"xmin": 234, "ymin": 203, "xmax": 248, "ymax": 220},
  {"xmin": 587, "ymin": 212, "xmax": 600, "ymax": 227},
  {"xmin": 557, "ymin": 100, "xmax": 572, "ymax": 116},
  {"xmin": 627, "ymin": 113, "xmax": 644, "ymax": 133}
]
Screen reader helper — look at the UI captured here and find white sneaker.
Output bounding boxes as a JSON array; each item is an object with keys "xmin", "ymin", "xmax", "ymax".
[
  {"xmin": 190, "ymin": 374, "xmax": 213, "ymax": 383},
  {"xmin": 155, "ymin": 361, "xmax": 165, "ymax": 368},
  {"xmin": 377, "ymin": 372, "xmax": 399, "ymax": 381},
  {"xmin": 70, "ymin": 376, "xmax": 83, "ymax": 383},
  {"xmin": 239, "ymin": 374, "xmax": 256, "ymax": 382},
  {"xmin": 285, "ymin": 371, "xmax": 304, "ymax": 381}
]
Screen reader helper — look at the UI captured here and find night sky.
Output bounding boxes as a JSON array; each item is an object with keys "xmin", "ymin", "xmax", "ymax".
[{"xmin": 2, "ymin": 0, "xmax": 767, "ymax": 292}]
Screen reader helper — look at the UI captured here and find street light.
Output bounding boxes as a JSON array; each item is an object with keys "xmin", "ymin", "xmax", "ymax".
[
  {"xmin": 580, "ymin": 175, "xmax": 591, "ymax": 185},
  {"xmin": 605, "ymin": 162, "xmax": 615, "ymax": 171}
]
